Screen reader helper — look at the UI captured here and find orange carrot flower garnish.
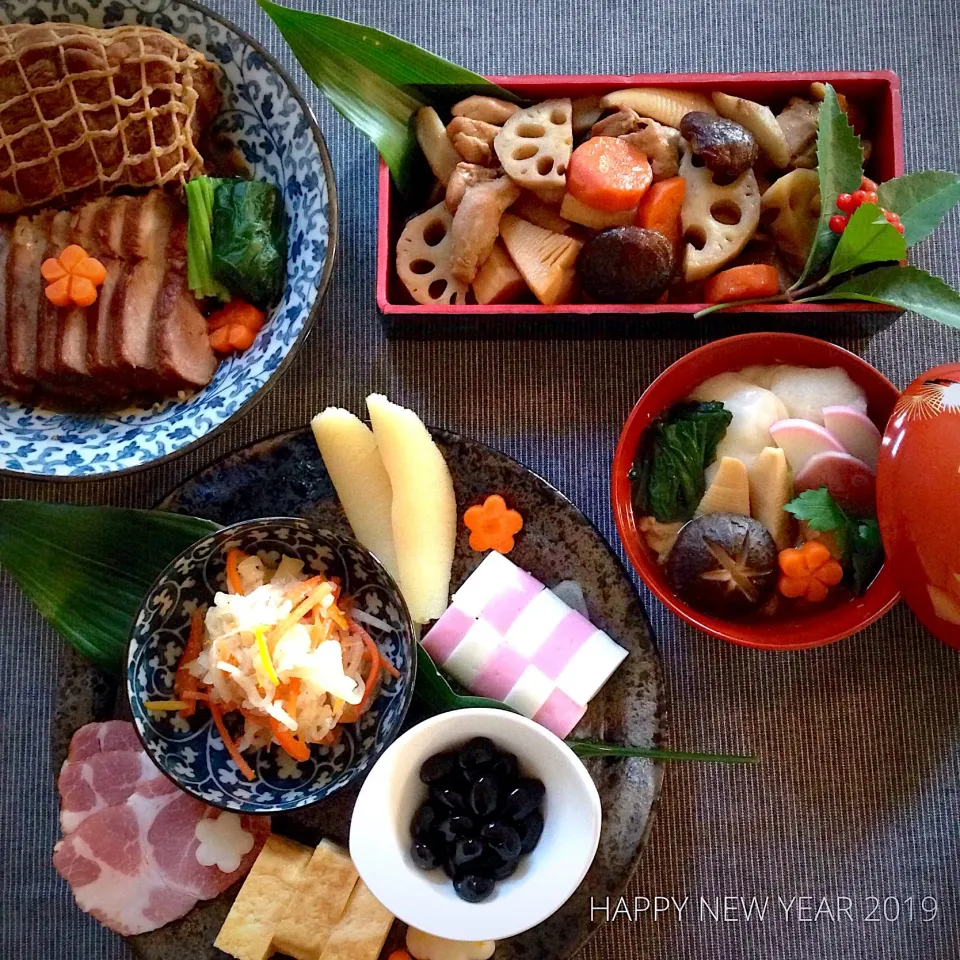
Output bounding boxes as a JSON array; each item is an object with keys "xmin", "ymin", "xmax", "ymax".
[
  {"xmin": 41, "ymin": 245, "xmax": 107, "ymax": 308},
  {"xmin": 464, "ymin": 494, "xmax": 524, "ymax": 554},
  {"xmin": 777, "ymin": 539, "xmax": 844, "ymax": 603}
]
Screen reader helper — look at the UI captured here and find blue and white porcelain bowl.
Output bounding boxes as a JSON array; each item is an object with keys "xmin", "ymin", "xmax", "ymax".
[
  {"xmin": 0, "ymin": 0, "xmax": 337, "ymax": 478},
  {"xmin": 127, "ymin": 518, "xmax": 416, "ymax": 814}
]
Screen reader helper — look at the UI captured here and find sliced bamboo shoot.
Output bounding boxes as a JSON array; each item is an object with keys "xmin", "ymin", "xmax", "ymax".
[
  {"xmin": 311, "ymin": 409, "xmax": 400, "ymax": 582},
  {"xmin": 748, "ymin": 447, "xmax": 795, "ymax": 550},
  {"xmin": 600, "ymin": 87, "xmax": 716, "ymax": 128},
  {"xmin": 415, "ymin": 107, "xmax": 460, "ymax": 185},
  {"xmin": 696, "ymin": 456, "xmax": 750, "ymax": 516},
  {"xmin": 559, "ymin": 192, "xmax": 637, "ymax": 229},
  {"xmin": 499, "ymin": 213, "xmax": 582, "ymax": 305},
  {"xmin": 366, "ymin": 395, "xmax": 457, "ymax": 623}
]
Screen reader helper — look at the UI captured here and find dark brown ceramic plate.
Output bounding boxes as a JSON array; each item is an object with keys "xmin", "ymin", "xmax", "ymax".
[{"xmin": 51, "ymin": 426, "xmax": 666, "ymax": 960}]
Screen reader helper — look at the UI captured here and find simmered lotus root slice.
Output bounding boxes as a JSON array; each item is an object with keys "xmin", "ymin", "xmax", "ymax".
[
  {"xmin": 600, "ymin": 87, "xmax": 716, "ymax": 128},
  {"xmin": 494, "ymin": 99, "xmax": 573, "ymax": 198},
  {"xmin": 760, "ymin": 168, "xmax": 821, "ymax": 266},
  {"xmin": 679, "ymin": 150, "xmax": 761, "ymax": 282},
  {"xmin": 396, "ymin": 202, "xmax": 470, "ymax": 305},
  {"xmin": 712, "ymin": 92, "xmax": 791, "ymax": 168}
]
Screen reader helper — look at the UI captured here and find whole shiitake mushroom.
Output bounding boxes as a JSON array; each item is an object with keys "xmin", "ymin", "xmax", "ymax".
[
  {"xmin": 680, "ymin": 111, "xmax": 759, "ymax": 181},
  {"xmin": 577, "ymin": 226, "xmax": 675, "ymax": 303},
  {"xmin": 667, "ymin": 512, "xmax": 777, "ymax": 617}
]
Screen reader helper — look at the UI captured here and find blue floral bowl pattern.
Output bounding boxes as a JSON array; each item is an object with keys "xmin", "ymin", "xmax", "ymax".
[
  {"xmin": 127, "ymin": 518, "xmax": 416, "ymax": 814},
  {"xmin": 0, "ymin": 0, "xmax": 336, "ymax": 478}
]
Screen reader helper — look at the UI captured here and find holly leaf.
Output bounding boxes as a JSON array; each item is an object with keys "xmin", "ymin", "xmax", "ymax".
[
  {"xmin": 877, "ymin": 170, "xmax": 960, "ymax": 247},
  {"xmin": 828, "ymin": 202, "xmax": 906, "ymax": 277},
  {"xmin": 804, "ymin": 265, "xmax": 960, "ymax": 329},
  {"xmin": 795, "ymin": 85, "xmax": 865, "ymax": 286}
]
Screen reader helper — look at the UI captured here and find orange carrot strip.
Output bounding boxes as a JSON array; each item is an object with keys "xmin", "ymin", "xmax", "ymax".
[
  {"xmin": 285, "ymin": 678, "xmax": 301, "ymax": 723},
  {"xmin": 635, "ymin": 176, "xmax": 686, "ymax": 248},
  {"xmin": 175, "ymin": 609, "xmax": 205, "ymax": 718},
  {"xmin": 704, "ymin": 264, "xmax": 780, "ymax": 303},
  {"xmin": 339, "ymin": 629, "xmax": 381, "ymax": 723},
  {"xmin": 567, "ymin": 137, "xmax": 652, "ymax": 212},
  {"xmin": 225, "ymin": 548, "xmax": 248, "ymax": 595},
  {"xmin": 269, "ymin": 716, "xmax": 311, "ymax": 762},
  {"xmin": 268, "ymin": 582, "xmax": 336, "ymax": 646},
  {"xmin": 209, "ymin": 702, "xmax": 255, "ymax": 780}
]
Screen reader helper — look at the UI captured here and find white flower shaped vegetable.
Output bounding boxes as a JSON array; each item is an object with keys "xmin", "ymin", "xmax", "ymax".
[{"xmin": 194, "ymin": 813, "xmax": 254, "ymax": 873}]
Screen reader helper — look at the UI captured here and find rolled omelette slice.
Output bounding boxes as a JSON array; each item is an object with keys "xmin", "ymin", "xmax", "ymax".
[{"xmin": 311, "ymin": 408, "xmax": 400, "ymax": 583}]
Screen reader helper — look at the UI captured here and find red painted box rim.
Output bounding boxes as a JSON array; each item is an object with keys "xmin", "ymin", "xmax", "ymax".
[{"xmin": 376, "ymin": 70, "xmax": 904, "ymax": 318}]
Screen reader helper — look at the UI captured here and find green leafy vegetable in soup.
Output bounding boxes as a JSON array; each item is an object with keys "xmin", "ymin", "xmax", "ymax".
[
  {"xmin": 783, "ymin": 486, "xmax": 884, "ymax": 594},
  {"xmin": 631, "ymin": 401, "xmax": 733, "ymax": 523},
  {"xmin": 211, "ymin": 179, "xmax": 288, "ymax": 308}
]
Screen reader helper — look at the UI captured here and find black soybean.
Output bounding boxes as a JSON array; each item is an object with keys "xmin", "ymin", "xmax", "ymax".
[
  {"xmin": 432, "ymin": 783, "xmax": 467, "ymax": 811},
  {"xmin": 454, "ymin": 874, "xmax": 496, "ymax": 903},
  {"xmin": 458, "ymin": 737, "xmax": 498, "ymax": 774},
  {"xmin": 420, "ymin": 751, "xmax": 457, "ymax": 784},
  {"xmin": 413, "ymin": 744, "xmax": 545, "ymax": 902},
  {"xmin": 480, "ymin": 821, "xmax": 522, "ymax": 861},
  {"xmin": 452, "ymin": 837, "xmax": 485, "ymax": 868},
  {"xmin": 503, "ymin": 778, "xmax": 546, "ymax": 821},
  {"xmin": 411, "ymin": 841, "xmax": 441, "ymax": 870},
  {"xmin": 468, "ymin": 775, "xmax": 500, "ymax": 817},
  {"xmin": 410, "ymin": 802, "xmax": 439, "ymax": 840},
  {"xmin": 437, "ymin": 814, "xmax": 475, "ymax": 843},
  {"xmin": 517, "ymin": 810, "xmax": 544, "ymax": 854}
]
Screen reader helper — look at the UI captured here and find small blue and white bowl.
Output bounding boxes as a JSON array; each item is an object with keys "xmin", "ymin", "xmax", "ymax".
[
  {"xmin": 0, "ymin": 0, "xmax": 337, "ymax": 478},
  {"xmin": 127, "ymin": 517, "xmax": 416, "ymax": 814}
]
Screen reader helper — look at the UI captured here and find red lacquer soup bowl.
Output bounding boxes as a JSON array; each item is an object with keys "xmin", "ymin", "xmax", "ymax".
[
  {"xmin": 612, "ymin": 332, "xmax": 901, "ymax": 650},
  {"xmin": 877, "ymin": 364, "xmax": 960, "ymax": 651}
]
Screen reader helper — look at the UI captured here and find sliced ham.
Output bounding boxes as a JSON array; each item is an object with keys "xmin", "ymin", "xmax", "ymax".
[
  {"xmin": 66, "ymin": 720, "xmax": 141, "ymax": 761},
  {"xmin": 36, "ymin": 210, "xmax": 73, "ymax": 381},
  {"xmin": 113, "ymin": 260, "xmax": 164, "ymax": 381},
  {"xmin": 58, "ymin": 747, "xmax": 160, "ymax": 834},
  {"xmin": 156, "ymin": 273, "xmax": 217, "ymax": 389},
  {"xmin": 54, "ymin": 721, "xmax": 270, "ymax": 937},
  {"xmin": 0, "ymin": 221, "xmax": 12, "ymax": 387}
]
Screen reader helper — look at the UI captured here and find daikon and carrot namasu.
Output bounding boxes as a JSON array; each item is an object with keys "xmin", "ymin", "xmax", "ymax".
[{"xmin": 146, "ymin": 549, "xmax": 399, "ymax": 779}]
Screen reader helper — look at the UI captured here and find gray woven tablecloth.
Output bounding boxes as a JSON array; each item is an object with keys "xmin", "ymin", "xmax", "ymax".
[{"xmin": 2, "ymin": 1, "xmax": 959, "ymax": 957}]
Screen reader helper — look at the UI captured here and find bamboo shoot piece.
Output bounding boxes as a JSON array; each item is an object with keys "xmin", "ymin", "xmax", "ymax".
[
  {"xmin": 696, "ymin": 456, "xmax": 750, "ymax": 516},
  {"xmin": 366, "ymin": 395, "xmax": 457, "ymax": 623},
  {"xmin": 311, "ymin": 408, "xmax": 400, "ymax": 582},
  {"xmin": 472, "ymin": 240, "xmax": 526, "ymax": 304},
  {"xmin": 415, "ymin": 107, "xmax": 460, "ymax": 185},
  {"xmin": 499, "ymin": 214, "xmax": 582, "ymax": 306}
]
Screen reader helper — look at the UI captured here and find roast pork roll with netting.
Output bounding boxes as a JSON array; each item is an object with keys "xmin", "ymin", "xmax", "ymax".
[{"xmin": 0, "ymin": 23, "xmax": 221, "ymax": 213}]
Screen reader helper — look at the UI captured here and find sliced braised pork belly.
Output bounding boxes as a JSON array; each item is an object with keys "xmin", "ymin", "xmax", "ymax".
[
  {"xmin": 5, "ymin": 210, "xmax": 54, "ymax": 392},
  {"xmin": 0, "ymin": 187, "xmax": 218, "ymax": 404}
]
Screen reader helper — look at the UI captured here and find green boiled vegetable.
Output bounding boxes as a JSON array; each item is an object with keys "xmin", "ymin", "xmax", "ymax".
[
  {"xmin": 0, "ymin": 502, "xmax": 219, "ymax": 673},
  {"xmin": 211, "ymin": 179, "xmax": 287, "ymax": 308},
  {"xmin": 185, "ymin": 178, "xmax": 230, "ymax": 301},
  {"xmin": 631, "ymin": 401, "xmax": 733, "ymax": 523}
]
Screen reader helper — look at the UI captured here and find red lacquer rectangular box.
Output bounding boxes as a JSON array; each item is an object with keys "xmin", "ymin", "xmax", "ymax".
[{"xmin": 377, "ymin": 71, "xmax": 903, "ymax": 337}]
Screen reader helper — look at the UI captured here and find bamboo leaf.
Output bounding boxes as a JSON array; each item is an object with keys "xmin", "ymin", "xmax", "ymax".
[
  {"xmin": 795, "ymin": 85, "xmax": 864, "ymax": 286},
  {"xmin": 414, "ymin": 645, "xmax": 517, "ymax": 713},
  {"xmin": 256, "ymin": 0, "xmax": 517, "ymax": 196},
  {"xmin": 827, "ymin": 202, "xmax": 906, "ymax": 277},
  {"xmin": 877, "ymin": 170, "xmax": 960, "ymax": 248},
  {"xmin": 0, "ymin": 502, "xmax": 219, "ymax": 674},
  {"xmin": 566, "ymin": 739, "xmax": 757, "ymax": 765},
  {"xmin": 803, "ymin": 264, "xmax": 960, "ymax": 328}
]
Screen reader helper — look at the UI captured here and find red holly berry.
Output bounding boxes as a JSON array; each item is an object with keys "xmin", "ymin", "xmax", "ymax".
[
  {"xmin": 851, "ymin": 189, "xmax": 868, "ymax": 207},
  {"xmin": 861, "ymin": 176, "xmax": 879, "ymax": 193},
  {"xmin": 896, "ymin": 223, "xmax": 905, "ymax": 235},
  {"xmin": 836, "ymin": 193, "xmax": 856, "ymax": 213},
  {"xmin": 829, "ymin": 214, "xmax": 849, "ymax": 234},
  {"xmin": 862, "ymin": 190, "xmax": 879, "ymax": 205},
  {"xmin": 884, "ymin": 209, "xmax": 901, "ymax": 224}
]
